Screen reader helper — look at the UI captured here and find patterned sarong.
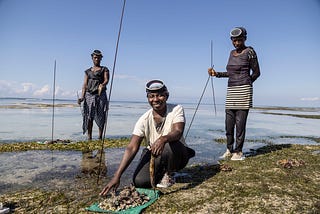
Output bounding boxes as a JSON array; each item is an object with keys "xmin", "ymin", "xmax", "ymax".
[{"xmin": 82, "ymin": 91, "xmax": 108, "ymax": 134}]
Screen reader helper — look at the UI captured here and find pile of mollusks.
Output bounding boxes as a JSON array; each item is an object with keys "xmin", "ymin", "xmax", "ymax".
[
  {"xmin": 276, "ymin": 158, "xmax": 305, "ymax": 168},
  {"xmin": 99, "ymin": 185, "xmax": 150, "ymax": 211},
  {"xmin": 220, "ymin": 164, "xmax": 232, "ymax": 172}
]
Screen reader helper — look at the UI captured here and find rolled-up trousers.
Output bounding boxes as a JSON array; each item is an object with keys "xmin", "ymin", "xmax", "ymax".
[
  {"xmin": 225, "ymin": 109, "xmax": 249, "ymax": 153},
  {"xmin": 133, "ymin": 141, "xmax": 195, "ymax": 188}
]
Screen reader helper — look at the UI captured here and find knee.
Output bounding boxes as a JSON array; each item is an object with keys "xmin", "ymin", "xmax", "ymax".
[
  {"xmin": 162, "ymin": 143, "xmax": 174, "ymax": 158},
  {"xmin": 133, "ymin": 175, "xmax": 150, "ymax": 188}
]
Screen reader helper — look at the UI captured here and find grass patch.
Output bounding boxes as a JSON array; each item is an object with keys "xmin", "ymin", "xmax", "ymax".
[
  {"xmin": 214, "ymin": 137, "xmax": 274, "ymax": 145},
  {"xmin": 253, "ymin": 106, "xmax": 320, "ymax": 112},
  {"xmin": 279, "ymin": 136, "xmax": 320, "ymax": 143},
  {"xmin": 0, "ymin": 178, "xmax": 103, "ymax": 213},
  {"xmin": 0, "ymin": 138, "xmax": 130, "ymax": 153},
  {"xmin": 1, "ymin": 144, "xmax": 319, "ymax": 213},
  {"xmin": 214, "ymin": 137, "xmax": 227, "ymax": 144},
  {"xmin": 145, "ymin": 144, "xmax": 320, "ymax": 213},
  {"xmin": 260, "ymin": 112, "xmax": 320, "ymax": 119}
]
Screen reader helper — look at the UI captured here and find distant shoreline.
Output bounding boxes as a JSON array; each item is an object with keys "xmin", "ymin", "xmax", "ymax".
[
  {"xmin": 1, "ymin": 97, "xmax": 319, "ymax": 109},
  {"xmin": 1, "ymin": 101, "xmax": 319, "ymax": 120},
  {"xmin": 252, "ymin": 106, "xmax": 320, "ymax": 112}
]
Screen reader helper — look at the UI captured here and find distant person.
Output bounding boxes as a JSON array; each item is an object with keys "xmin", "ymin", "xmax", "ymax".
[
  {"xmin": 208, "ymin": 27, "xmax": 260, "ymax": 161},
  {"xmin": 100, "ymin": 80, "xmax": 195, "ymax": 195},
  {"xmin": 78, "ymin": 50, "xmax": 110, "ymax": 140}
]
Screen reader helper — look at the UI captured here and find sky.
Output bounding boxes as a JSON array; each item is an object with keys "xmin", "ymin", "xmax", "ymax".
[{"xmin": 0, "ymin": 0, "xmax": 319, "ymax": 107}]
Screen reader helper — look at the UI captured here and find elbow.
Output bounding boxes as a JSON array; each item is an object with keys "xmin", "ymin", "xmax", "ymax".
[
  {"xmin": 174, "ymin": 130, "xmax": 184, "ymax": 141},
  {"xmin": 256, "ymin": 72, "xmax": 261, "ymax": 80},
  {"xmin": 257, "ymin": 71, "xmax": 261, "ymax": 78}
]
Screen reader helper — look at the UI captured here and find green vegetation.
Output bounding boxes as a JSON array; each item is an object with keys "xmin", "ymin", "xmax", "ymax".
[
  {"xmin": 253, "ymin": 106, "xmax": 320, "ymax": 112},
  {"xmin": 260, "ymin": 112, "xmax": 320, "ymax": 119},
  {"xmin": 146, "ymin": 144, "xmax": 320, "ymax": 213},
  {"xmin": 279, "ymin": 136, "xmax": 320, "ymax": 143},
  {"xmin": 0, "ymin": 138, "xmax": 130, "ymax": 153},
  {"xmin": 251, "ymin": 106, "xmax": 320, "ymax": 120},
  {"xmin": 0, "ymin": 144, "xmax": 319, "ymax": 213}
]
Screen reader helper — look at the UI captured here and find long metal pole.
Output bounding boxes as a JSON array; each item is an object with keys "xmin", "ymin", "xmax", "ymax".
[
  {"xmin": 185, "ymin": 41, "xmax": 218, "ymax": 140},
  {"xmin": 50, "ymin": 60, "xmax": 56, "ymax": 180},
  {"xmin": 51, "ymin": 60, "xmax": 56, "ymax": 142},
  {"xmin": 210, "ymin": 40, "xmax": 217, "ymax": 116},
  {"xmin": 107, "ymin": 0, "xmax": 126, "ymax": 102},
  {"xmin": 97, "ymin": 0, "xmax": 126, "ymax": 184},
  {"xmin": 184, "ymin": 76, "xmax": 210, "ymax": 140}
]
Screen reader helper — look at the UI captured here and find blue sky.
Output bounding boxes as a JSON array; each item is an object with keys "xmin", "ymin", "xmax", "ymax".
[{"xmin": 0, "ymin": 0, "xmax": 319, "ymax": 107}]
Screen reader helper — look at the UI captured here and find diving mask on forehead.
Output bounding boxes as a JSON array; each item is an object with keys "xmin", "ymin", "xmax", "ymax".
[
  {"xmin": 146, "ymin": 80, "xmax": 168, "ymax": 94},
  {"xmin": 230, "ymin": 27, "xmax": 247, "ymax": 39}
]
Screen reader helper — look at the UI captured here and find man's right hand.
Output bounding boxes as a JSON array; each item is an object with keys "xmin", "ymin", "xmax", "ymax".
[{"xmin": 99, "ymin": 176, "xmax": 120, "ymax": 196}]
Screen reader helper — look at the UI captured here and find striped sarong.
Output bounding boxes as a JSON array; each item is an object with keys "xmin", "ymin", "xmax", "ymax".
[{"xmin": 225, "ymin": 85, "xmax": 252, "ymax": 109}]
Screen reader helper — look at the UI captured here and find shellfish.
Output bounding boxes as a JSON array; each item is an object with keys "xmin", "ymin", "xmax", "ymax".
[
  {"xmin": 276, "ymin": 159, "xmax": 305, "ymax": 168},
  {"xmin": 98, "ymin": 185, "xmax": 150, "ymax": 211}
]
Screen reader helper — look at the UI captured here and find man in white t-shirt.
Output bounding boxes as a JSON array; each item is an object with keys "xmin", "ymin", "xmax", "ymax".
[{"xmin": 100, "ymin": 80, "xmax": 195, "ymax": 195}]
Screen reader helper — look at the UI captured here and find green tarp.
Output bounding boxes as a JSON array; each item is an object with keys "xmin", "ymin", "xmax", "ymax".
[{"xmin": 86, "ymin": 188, "xmax": 160, "ymax": 213}]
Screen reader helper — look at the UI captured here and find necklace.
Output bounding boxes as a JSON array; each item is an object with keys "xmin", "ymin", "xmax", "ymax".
[{"xmin": 155, "ymin": 117, "xmax": 166, "ymax": 133}]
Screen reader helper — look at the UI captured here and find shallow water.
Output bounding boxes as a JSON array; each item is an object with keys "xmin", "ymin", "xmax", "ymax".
[
  {"xmin": 0, "ymin": 98, "xmax": 319, "ymax": 194},
  {"xmin": 1, "ymin": 98, "xmax": 319, "ymax": 142}
]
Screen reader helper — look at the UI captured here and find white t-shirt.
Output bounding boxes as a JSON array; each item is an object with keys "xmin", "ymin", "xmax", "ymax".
[{"xmin": 132, "ymin": 104, "xmax": 186, "ymax": 146}]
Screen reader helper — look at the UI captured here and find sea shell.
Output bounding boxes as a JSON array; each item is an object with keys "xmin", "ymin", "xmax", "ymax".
[
  {"xmin": 276, "ymin": 159, "xmax": 305, "ymax": 168},
  {"xmin": 98, "ymin": 185, "xmax": 150, "ymax": 211},
  {"xmin": 220, "ymin": 164, "xmax": 232, "ymax": 171}
]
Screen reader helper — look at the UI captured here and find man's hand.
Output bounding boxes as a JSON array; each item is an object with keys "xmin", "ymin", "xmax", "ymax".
[
  {"xmin": 151, "ymin": 136, "xmax": 167, "ymax": 156},
  {"xmin": 99, "ymin": 176, "xmax": 120, "ymax": 196}
]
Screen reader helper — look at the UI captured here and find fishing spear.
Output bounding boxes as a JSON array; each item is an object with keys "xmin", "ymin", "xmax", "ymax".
[
  {"xmin": 51, "ymin": 60, "xmax": 56, "ymax": 143},
  {"xmin": 210, "ymin": 40, "xmax": 217, "ymax": 116},
  {"xmin": 97, "ymin": 0, "xmax": 126, "ymax": 184}
]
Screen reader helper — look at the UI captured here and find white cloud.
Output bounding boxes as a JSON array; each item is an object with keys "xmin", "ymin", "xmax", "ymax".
[
  {"xmin": 300, "ymin": 97, "xmax": 320, "ymax": 101},
  {"xmin": 19, "ymin": 83, "xmax": 35, "ymax": 94},
  {"xmin": 0, "ymin": 80, "xmax": 11, "ymax": 92},
  {"xmin": 0, "ymin": 80, "xmax": 78, "ymax": 99},
  {"xmin": 33, "ymin": 85, "xmax": 50, "ymax": 96},
  {"xmin": 0, "ymin": 80, "xmax": 36, "ymax": 96}
]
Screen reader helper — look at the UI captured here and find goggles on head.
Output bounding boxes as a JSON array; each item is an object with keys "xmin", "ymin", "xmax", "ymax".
[
  {"xmin": 230, "ymin": 27, "xmax": 247, "ymax": 39},
  {"xmin": 146, "ymin": 79, "xmax": 168, "ymax": 94}
]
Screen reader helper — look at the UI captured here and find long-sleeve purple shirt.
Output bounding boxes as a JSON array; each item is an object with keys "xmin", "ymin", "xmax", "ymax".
[{"xmin": 216, "ymin": 47, "xmax": 260, "ymax": 87}]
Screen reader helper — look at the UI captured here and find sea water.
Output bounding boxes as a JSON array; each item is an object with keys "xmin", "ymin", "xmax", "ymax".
[
  {"xmin": 1, "ymin": 98, "xmax": 319, "ymax": 142},
  {"xmin": 0, "ymin": 98, "xmax": 319, "ymax": 193}
]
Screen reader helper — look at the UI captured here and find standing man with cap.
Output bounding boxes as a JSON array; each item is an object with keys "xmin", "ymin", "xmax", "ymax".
[
  {"xmin": 208, "ymin": 27, "xmax": 260, "ymax": 160},
  {"xmin": 100, "ymin": 80, "xmax": 195, "ymax": 195},
  {"xmin": 78, "ymin": 50, "xmax": 110, "ymax": 140}
]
